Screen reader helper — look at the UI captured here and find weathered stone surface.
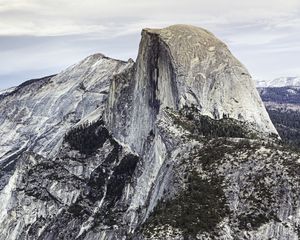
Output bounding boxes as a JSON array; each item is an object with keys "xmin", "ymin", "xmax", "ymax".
[
  {"xmin": 107, "ymin": 24, "xmax": 277, "ymax": 156},
  {"xmin": 0, "ymin": 25, "xmax": 298, "ymax": 240}
]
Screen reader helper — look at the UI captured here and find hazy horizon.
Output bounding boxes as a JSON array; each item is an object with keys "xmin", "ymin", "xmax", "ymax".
[{"xmin": 0, "ymin": 0, "xmax": 299, "ymax": 89}]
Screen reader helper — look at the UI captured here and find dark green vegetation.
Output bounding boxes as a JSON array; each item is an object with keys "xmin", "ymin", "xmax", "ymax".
[
  {"xmin": 267, "ymin": 109, "xmax": 300, "ymax": 148},
  {"xmin": 106, "ymin": 153, "xmax": 139, "ymax": 204},
  {"xmin": 143, "ymin": 171, "xmax": 230, "ymax": 238},
  {"xmin": 142, "ymin": 138, "xmax": 234, "ymax": 238},
  {"xmin": 170, "ymin": 105, "xmax": 258, "ymax": 139},
  {"xmin": 64, "ymin": 119, "xmax": 109, "ymax": 155},
  {"xmin": 237, "ymin": 172, "xmax": 281, "ymax": 231},
  {"xmin": 142, "ymin": 117, "xmax": 300, "ymax": 239},
  {"xmin": 197, "ymin": 139, "xmax": 299, "ymax": 232},
  {"xmin": 138, "ymin": 104, "xmax": 300, "ymax": 238},
  {"xmin": 258, "ymin": 86, "xmax": 300, "ymax": 148},
  {"xmin": 19, "ymin": 119, "xmax": 140, "ymax": 239},
  {"xmin": 258, "ymin": 87, "xmax": 300, "ymax": 104}
]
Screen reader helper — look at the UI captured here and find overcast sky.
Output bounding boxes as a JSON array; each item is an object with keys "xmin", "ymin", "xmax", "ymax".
[{"xmin": 0, "ymin": 0, "xmax": 299, "ymax": 89}]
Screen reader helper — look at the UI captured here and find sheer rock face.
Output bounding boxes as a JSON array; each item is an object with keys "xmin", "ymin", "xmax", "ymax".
[
  {"xmin": 1, "ymin": 25, "xmax": 298, "ymax": 240},
  {"xmin": 107, "ymin": 25, "xmax": 277, "ymax": 155},
  {"xmin": 143, "ymin": 25, "xmax": 275, "ymax": 132},
  {"xmin": 0, "ymin": 54, "xmax": 134, "ymax": 239},
  {"xmin": 0, "ymin": 53, "xmax": 132, "ymax": 160}
]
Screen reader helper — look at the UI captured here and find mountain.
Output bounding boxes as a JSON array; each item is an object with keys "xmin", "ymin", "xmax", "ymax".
[
  {"xmin": 256, "ymin": 76, "xmax": 300, "ymax": 88},
  {"xmin": 0, "ymin": 25, "xmax": 299, "ymax": 240}
]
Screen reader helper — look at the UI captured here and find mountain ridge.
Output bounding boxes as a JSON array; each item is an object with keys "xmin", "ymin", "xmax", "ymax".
[
  {"xmin": 106, "ymin": 24, "xmax": 277, "ymax": 153},
  {"xmin": 0, "ymin": 25, "xmax": 299, "ymax": 240},
  {"xmin": 256, "ymin": 76, "xmax": 300, "ymax": 88}
]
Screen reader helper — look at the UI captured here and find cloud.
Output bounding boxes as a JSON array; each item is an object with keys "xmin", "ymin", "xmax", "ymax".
[
  {"xmin": 0, "ymin": 0, "xmax": 299, "ymax": 36},
  {"xmin": 0, "ymin": 0, "xmax": 299, "ymax": 89}
]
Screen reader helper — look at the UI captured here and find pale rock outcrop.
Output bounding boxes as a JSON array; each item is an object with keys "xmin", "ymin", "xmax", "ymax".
[
  {"xmin": 107, "ymin": 24, "xmax": 277, "ymax": 155},
  {"xmin": 0, "ymin": 25, "xmax": 297, "ymax": 240}
]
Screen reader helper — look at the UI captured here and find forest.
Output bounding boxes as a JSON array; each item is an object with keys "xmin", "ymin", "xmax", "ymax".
[
  {"xmin": 259, "ymin": 87, "xmax": 300, "ymax": 104},
  {"xmin": 267, "ymin": 108, "xmax": 300, "ymax": 148},
  {"xmin": 64, "ymin": 118, "xmax": 110, "ymax": 155}
]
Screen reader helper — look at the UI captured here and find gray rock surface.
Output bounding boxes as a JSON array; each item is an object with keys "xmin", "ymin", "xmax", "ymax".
[
  {"xmin": 107, "ymin": 24, "xmax": 277, "ymax": 154},
  {"xmin": 0, "ymin": 25, "xmax": 298, "ymax": 240}
]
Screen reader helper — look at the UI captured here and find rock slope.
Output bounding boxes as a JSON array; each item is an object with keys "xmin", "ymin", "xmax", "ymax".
[
  {"xmin": 0, "ymin": 25, "xmax": 298, "ymax": 240},
  {"xmin": 107, "ymin": 24, "xmax": 277, "ymax": 154}
]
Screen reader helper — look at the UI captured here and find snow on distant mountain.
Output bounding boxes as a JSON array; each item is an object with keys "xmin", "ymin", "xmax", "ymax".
[
  {"xmin": 256, "ymin": 76, "xmax": 300, "ymax": 88},
  {"xmin": 2, "ymin": 25, "xmax": 300, "ymax": 240}
]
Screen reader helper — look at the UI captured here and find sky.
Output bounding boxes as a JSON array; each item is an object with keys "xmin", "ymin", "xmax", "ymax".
[{"xmin": 0, "ymin": 0, "xmax": 299, "ymax": 89}]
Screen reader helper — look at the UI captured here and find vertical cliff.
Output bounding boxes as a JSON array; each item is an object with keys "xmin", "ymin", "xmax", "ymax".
[
  {"xmin": 143, "ymin": 25, "xmax": 276, "ymax": 132},
  {"xmin": 107, "ymin": 24, "xmax": 277, "ymax": 156},
  {"xmin": 0, "ymin": 25, "xmax": 299, "ymax": 240}
]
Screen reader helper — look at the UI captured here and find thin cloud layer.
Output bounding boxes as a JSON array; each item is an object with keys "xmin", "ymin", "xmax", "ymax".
[
  {"xmin": 0, "ymin": 0, "xmax": 299, "ymax": 88},
  {"xmin": 0, "ymin": 0, "xmax": 299, "ymax": 36}
]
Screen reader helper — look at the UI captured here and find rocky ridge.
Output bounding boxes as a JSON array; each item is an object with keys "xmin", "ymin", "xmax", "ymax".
[{"xmin": 0, "ymin": 25, "xmax": 299, "ymax": 240}]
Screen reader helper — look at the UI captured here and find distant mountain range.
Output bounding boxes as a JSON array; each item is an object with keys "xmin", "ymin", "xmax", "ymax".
[
  {"xmin": 256, "ymin": 76, "xmax": 300, "ymax": 88},
  {"xmin": 257, "ymin": 81, "xmax": 300, "ymax": 149}
]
